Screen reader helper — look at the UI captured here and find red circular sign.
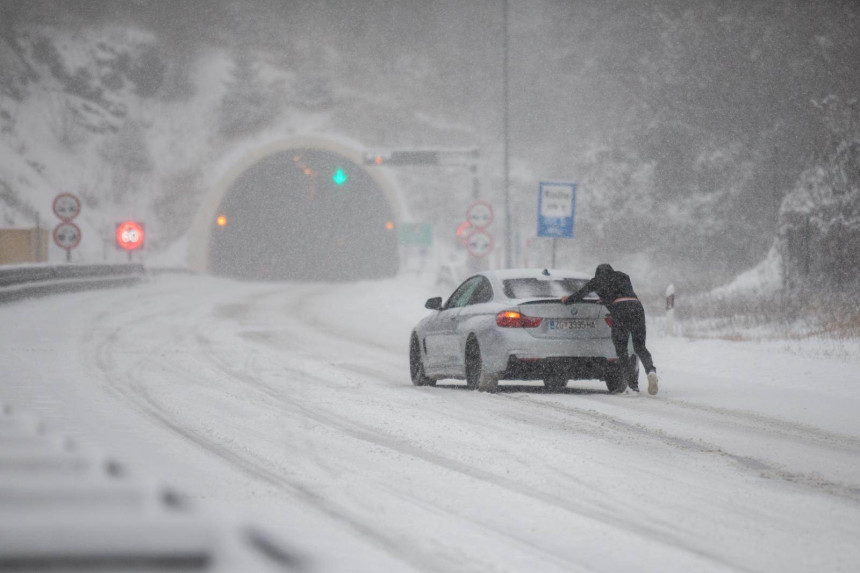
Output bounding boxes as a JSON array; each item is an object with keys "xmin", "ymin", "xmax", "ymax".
[
  {"xmin": 52, "ymin": 193, "xmax": 81, "ymax": 221},
  {"xmin": 53, "ymin": 222, "xmax": 81, "ymax": 250},
  {"xmin": 466, "ymin": 201, "xmax": 493, "ymax": 229},
  {"xmin": 116, "ymin": 221, "xmax": 145, "ymax": 251},
  {"xmin": 466, "ymin": 230, "xmax": 494, "ymax": 258}
]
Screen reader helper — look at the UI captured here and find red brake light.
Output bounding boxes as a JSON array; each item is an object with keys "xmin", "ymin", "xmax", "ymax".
[
  {"xmin": 496, "ymin": 310, "xmax": 542, "ymax": 328},
  {"xmin": 496, "ymin": 311, "xmax": 521, "ymax": 327},
  {"xmin": 521, "ymin": 314, "xmax": 543, "ymax": 328},
  {"xmin": 605, "ymin": 316, "xmax": 613, "ymax": 327}
]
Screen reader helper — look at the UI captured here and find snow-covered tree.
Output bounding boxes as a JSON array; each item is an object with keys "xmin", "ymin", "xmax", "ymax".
[
  {"xmin": 778, "ymin": 96, "xmax": 860, "ymax": 292},
  {"xmin": 218, "ymin": 50, "xmax": 276, "ymax": 137},
  {"xmin": 100, "ymin": 120, "xmax": 153, "ymax": 201}
]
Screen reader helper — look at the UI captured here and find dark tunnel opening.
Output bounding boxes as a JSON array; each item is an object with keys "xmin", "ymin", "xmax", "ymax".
[{"xmin": 208, "ymin": 149, "xmax": 399, "ymax": 281}]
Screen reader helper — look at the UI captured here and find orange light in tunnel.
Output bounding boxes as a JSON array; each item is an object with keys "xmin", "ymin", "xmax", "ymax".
[
  {"xmin": 374, "ymin": 155, "xmax": 383, "ymax": 165},
  {"xmin": 216, "ymin": 215, "xmax": 227, "ymax": 227},
  {"xmin": 385, "ymin": 221, "xmax": 395, "ymax": 230}
]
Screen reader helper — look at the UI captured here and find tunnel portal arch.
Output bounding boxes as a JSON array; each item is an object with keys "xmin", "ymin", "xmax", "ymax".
[{"xmin": 188, "ymin": 137, "xmax": 404, "ymax": 281}]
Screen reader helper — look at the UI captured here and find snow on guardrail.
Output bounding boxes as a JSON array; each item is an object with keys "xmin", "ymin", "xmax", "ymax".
[{"xmin": 0, "ymin": 263, "xmax": 148, "ymax": 304}]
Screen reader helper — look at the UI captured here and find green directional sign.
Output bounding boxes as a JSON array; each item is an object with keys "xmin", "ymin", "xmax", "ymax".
[{"xmin": 399, "ymin": 222, "xmax": 433, "ymax": 247}]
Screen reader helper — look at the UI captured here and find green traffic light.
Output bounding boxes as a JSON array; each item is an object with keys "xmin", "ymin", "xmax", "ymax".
[{"xmin": 332, "ymin": 168, "xmax": 348, "ymax": 186}]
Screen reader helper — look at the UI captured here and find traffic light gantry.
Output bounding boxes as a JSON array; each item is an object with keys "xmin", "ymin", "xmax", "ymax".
[{"xmin": 364, "ymin": 148, "xmax": 478, "ymax": 167}]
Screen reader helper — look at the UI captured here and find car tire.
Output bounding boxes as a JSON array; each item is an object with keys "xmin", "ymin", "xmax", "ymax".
[
  {"xmin": 543, "ymin": 375, "xmax": 568, "ymax": 391},
  {"xmin": 465, "ymin": 337, "xmax": 498, "ymax": 392},
  {"xmin": 604, "ymin": 362, "xmax": 628, "ymax": 393},
  {"xmin": 410, "ymin": 334, "xmax": 435, "ymax": 387}
]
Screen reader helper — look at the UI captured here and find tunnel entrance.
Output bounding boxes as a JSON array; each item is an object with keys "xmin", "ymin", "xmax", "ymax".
[{"xmin": 208, "ymin": 149, "xmax": 399, "ymax": 281}]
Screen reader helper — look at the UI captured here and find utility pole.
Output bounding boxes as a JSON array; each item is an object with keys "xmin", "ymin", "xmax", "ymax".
[{"xmin": 502, "ymin": 0, "xmax": 511, "ymax": 268}]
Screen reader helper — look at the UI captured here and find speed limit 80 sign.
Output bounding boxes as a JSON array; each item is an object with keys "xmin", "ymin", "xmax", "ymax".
[{"xmin": 116, "ymin": 221, "xmax": 145, "ymax": 251}]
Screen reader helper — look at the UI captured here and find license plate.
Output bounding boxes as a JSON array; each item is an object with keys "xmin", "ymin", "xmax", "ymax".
[{"xmin": 549, "ymin": 319, "xmax": 595, "ymax": 330}]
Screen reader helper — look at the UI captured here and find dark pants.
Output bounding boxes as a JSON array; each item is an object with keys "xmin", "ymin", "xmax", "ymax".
[{"xmin": 611, "ymin": 301, "xmax": 656, "ymax": 381}]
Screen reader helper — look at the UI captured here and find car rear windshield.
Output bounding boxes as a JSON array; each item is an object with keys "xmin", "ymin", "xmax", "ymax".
[{"xmin": 502, "ymin": 278, "xmax": 590, "ymax": 299}]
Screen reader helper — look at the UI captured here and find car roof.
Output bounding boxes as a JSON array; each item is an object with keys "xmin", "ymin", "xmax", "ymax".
[{"xmin": 482, "ymin": 268, "xmax": 592, "ymax": 281}]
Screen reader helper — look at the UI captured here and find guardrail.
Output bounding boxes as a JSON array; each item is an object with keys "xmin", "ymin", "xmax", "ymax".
[
  {"xmin": 0, "ymin": 401, "xmax": 306, "ymax": 572},
  {"xmin": 0, "ymin": 264, "xmax": 147, "ymax": 304}
]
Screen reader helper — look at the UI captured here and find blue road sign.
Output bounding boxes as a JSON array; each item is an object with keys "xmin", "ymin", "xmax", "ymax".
[{"xmin": 537, "ymin": 181, "xmax": 576, "ymax": 238}]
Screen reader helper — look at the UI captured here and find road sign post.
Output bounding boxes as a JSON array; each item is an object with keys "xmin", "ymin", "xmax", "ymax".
[
  {"xmin": 537, "ymin": 182, "xmax": 576, "ymax": 268},
  {"xmin": 465, "ymin": 230, "xmax": 493, "ymax": 258},
  {"xmin": 52, "ymin": 193, "xmax": 81, "ymax": 222},
  {"xmin": 466, "ymin": 200, "xmax": 493, "ymax": 230},
  {"xmin": 52, "ymin": 193, "xmax": 82, "ymax": 261},
  {"xmin": 53, "ymin": 222, "xmax": 81, "ymax": 261},
  {"xmin": 465, "ymin": 200, "xmax": 493, "ymax": 263}
]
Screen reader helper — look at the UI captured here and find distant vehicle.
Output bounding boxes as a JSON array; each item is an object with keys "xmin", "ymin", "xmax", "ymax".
[{"xmin": 409, "ymin": 268, "xmax": 636, "ymax": 392}]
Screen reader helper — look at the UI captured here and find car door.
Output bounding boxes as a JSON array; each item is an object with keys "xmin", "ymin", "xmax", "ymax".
[
  {"xmin": 449, "ymin": 276, "xmax": 494, "ymax": 372},
  {"xmin": 423, "ymin": 276, "xmax": 483, "ymax": 372}
]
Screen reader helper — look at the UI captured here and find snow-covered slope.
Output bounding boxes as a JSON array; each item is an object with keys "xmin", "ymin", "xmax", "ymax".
[{"xmin": 0, "ymin": 23, "xmax": 257, "ymax": 264}]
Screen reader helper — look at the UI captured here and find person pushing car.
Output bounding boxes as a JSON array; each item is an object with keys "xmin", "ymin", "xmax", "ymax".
[{"xmin": 560, "ymin": 264, "xmax": 659, "ymax": 395}]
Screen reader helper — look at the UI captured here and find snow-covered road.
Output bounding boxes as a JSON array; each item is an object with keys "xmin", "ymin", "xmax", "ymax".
[{"xmin": 2, "ymin": 273, "xmax": 860, "ymax": 572}]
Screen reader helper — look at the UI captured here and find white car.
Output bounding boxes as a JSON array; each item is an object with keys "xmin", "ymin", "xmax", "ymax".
[{"xmin": 409, "ymin": 268, "xmax": 637, "ymax": 392}]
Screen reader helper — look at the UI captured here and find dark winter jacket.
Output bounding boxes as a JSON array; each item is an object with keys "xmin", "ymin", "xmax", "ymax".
[{"xmin": 563, "ymin": 264, "xmax": 639, "ymax": 312}]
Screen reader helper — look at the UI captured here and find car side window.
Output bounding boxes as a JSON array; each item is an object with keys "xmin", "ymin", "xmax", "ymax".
[
  {"xmin": 467, "ymin": 277, "xmax": 493, "ymax": 305},
  {"xmin": 444, "ymin": 277, "xmax": 482, "ymax": 309}
]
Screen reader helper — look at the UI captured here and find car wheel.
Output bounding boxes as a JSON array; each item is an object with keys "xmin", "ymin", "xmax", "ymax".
[
  {"xmin": 604, "ymin": 362, "xmax": 628, "ymax": 393},
  {"xmin": 543, "ymin": 375, "xmax": 568, "ymax": 391},
  {"xmin": 465, "ymin": 336, "xmax": 498, "ymax": 392},
  {"xmin": 410, "ymin": 334, "xmax": 435, "ymax": 387}
]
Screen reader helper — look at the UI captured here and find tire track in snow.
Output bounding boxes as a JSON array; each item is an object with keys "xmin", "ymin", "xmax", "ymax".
[
  {"xmin": 502, "ymin": 394, "xmax": 860, "ymax": 504},
  {"xmin": 196, "ymin": 286, "xmax": 759, "ymax": 573},
  {"xmin": 81, "ymin": 285, "xmax": 449, "ymax": 573},
  {"xmin": 105, "ymin": 289, "xmax": 623, "ymax": 573}
]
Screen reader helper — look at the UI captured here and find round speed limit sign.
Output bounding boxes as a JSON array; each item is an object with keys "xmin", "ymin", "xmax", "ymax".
[
  {"xmin": 466, "ymin": 201, "xmax": 493, "ymax": 229},
  {"xmin": 116, "ymin": 221, "xmax": 145, "ymax": 251},
  {"xmin": 52, "ymin": 193, "xmax": 81, "ymax": 221},
  {"xmin": 466, "ymin": 230, "xmax": 493, "ymax": 258},
  {"xmin": 53, "ymin": 222, "xmax": 81, "ymax": 250}
]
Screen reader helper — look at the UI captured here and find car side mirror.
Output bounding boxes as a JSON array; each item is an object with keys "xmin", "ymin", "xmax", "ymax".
[{"xmin": 425, "ymin": 297, "xmax": 443, "ymax": 310}]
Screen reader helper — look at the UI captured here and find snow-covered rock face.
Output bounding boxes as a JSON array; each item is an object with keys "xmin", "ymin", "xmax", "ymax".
[
  {"xmin": 777, "ymin": 133, "xmax": 860, "ymax": 293},
  {"xmin": 0, "ymin": 24, "xmax": 222, "ymax": 262}
]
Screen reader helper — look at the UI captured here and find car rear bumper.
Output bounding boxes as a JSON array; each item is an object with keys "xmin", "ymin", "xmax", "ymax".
[
  {"xmin": 479, "ymin": 329, "xmax": 616, "ymax": 376},
  {"xmin": 502, "ymin": 355, "xmax": 615, "ymax": 381}
]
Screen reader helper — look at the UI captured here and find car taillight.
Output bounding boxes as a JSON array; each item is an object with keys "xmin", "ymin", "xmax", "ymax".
[
  {"xmin": 605, "ymin": 316, "xmax": 613, "ymax": 327},
  {"xmin": 496, "ymin": 310, "xmax": 542, "ymax": 328},
  {"xmin": 521, "ymin": 314, "xmax": 543, "ymax": 328}
]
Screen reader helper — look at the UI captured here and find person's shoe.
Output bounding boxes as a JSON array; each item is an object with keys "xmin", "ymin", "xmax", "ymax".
[
  {"xmin": 647, "ymin": 371, "xmax": 659, "ymax": 395},
  {"xmin": 629, "ymin": 381, "xmax": 640, "ymax": 392}
]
